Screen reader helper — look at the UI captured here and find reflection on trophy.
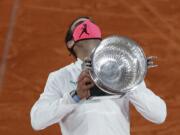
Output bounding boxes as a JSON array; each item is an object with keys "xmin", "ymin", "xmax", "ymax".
[{"xmin": 85, "ymin": 35, "xmax": 158, "ymax": 97}]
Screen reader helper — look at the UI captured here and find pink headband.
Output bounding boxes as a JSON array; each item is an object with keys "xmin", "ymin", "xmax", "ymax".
[{"xmin": 72, "ymin": 20, "xmax": 102, "ymax": 42}]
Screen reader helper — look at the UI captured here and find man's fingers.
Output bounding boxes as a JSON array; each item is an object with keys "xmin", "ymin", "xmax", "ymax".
[
  {"xmin": 147, "ymin": 56, "xmax": 158, "ymax": 69},
  {"xmin": 147, "ymin": 56, "xmax": 158, "ymax": 61},
  {"xmin": 82, "ymin": 77, "xmax": 93, "ymax": 84},
  {"xmin": 82, "ymin": 57, "xmax": 92, "ymax": 70},
  {"xmin": 81, "ymin": 70, "xmax": 90, "ymax": 75},
  {"xmin": 84, "ymin": 57, "xmax": 91, "ymax": 63},
  {"xmin": 85, "ymin": 83, "xmax": 94, "ymax": 89},
  {"xmin": 148, "ymin": 61, "xmax": 154, "ymax": 65},
  {"xmin": 78, "ymin": 70, "xmax": 91, "ymax": 82},
  {"xmin": 148, "ymin": 64, "xmax": 158, "ymax": 68},
  {"xmin": 84, "ymin": 66, "xmax": 92, "ymax": 71},
  {"xmin": 85, "ymin": 62, "xmax": 91, "ymax": 67},
  {"xmin": 78, "ymin": 74, "xmax": 90, "ymax": 81},
  {"xmin": 79, "ymin": 77, "xmax": 94, "ymax": 89}
]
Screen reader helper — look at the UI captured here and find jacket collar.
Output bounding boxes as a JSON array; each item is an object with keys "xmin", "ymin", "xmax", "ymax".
[{"xmin": 74, "ymin": 58, "xmax": 83, "ymax": 71}]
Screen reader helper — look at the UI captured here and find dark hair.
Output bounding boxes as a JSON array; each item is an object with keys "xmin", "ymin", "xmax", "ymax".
[{"xmin": 65, "ymin": 16, "xmax": 90, "ymax": 58}]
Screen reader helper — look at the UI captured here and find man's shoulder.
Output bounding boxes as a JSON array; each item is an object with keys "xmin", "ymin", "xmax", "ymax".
[{"xmin": 48, "ymin": 62, "xmax": 76, "ymax": 78}]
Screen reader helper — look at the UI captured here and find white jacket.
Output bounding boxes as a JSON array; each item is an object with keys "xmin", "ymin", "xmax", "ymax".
[{"xmin": 30, "ymin": 58, "xmax": 167, "ymax": 135}]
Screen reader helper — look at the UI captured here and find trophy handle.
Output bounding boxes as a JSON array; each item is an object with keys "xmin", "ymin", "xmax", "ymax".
[{"xmin": 147, "ymin": 56, "xmax": 158, "ymax": 69}]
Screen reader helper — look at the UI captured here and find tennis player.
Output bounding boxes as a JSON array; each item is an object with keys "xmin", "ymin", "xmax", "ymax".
[{"xmin": 30, "ymin": 17, "xmax": 167, "ymax": 135}]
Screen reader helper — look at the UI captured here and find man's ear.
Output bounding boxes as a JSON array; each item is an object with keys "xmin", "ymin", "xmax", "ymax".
[{"xmin": 67, "ymin": 40, "xmax": 75, "ymax": 49}]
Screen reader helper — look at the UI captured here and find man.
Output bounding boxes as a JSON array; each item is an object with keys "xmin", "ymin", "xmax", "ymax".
[{"xmin": 30, "ymin": 17, "xmax": 167, "ymax": 135}]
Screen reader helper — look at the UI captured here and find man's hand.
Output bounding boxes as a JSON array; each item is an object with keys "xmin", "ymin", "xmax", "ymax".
[
  {"xmin": 76, "ymin": 70, "xmax": 94, "ymax": 99},
  {"xmin": 77, "ymin": 57, "xmax": 93, "ymax": 99},
  {"xmin": 147, "ymin": 56, "xmax": 158, "ymax": 68}
]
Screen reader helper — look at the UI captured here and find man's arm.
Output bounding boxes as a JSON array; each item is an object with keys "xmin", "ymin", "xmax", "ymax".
[
  {"xmin": 30, "ymin": 72, "xmax": 78, "ymax": 131},
  {"xmin": 126, "ymin": 81, "xmax": 167, "ymax": 124}
]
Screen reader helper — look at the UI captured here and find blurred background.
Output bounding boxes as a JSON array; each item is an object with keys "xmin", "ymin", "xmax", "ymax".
[{"xmin": 0, "ymin": 0, "xmax": 180, "ymax": 135}]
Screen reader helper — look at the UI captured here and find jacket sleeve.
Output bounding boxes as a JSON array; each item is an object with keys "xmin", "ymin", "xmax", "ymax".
[
  {"xmin": 30, "ymin": 72, "xmax": 78, "ymax": 131},
  {"xmin": 126, "ymin": 81, "xmax": 167, "ymax": 124}
]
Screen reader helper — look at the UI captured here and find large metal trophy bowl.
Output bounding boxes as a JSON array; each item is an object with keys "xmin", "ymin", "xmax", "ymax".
[{"xmin": 89, "ymin": 36, "xmax": 148, "ymax": 95}]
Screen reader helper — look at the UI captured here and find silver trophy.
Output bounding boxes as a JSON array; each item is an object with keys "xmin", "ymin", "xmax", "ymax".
[{"xmin": 89, "ymin": 35, "xmax": 157, "ymax": 96}]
